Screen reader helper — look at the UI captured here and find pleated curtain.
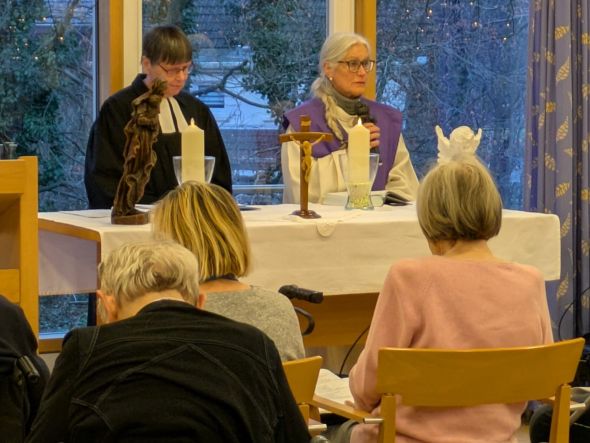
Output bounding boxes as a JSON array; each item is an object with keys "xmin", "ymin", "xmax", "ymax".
[{"xmin": 525, "ymin": 0, "xmax": 590, "ymax": 337}]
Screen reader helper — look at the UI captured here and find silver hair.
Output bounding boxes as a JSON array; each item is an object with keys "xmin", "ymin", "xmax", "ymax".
[
  {"xmin": 310, "ymin": 32, "xmax": 371, "ymax": 143},
  {"xmin": 417, "ymin": 157, "xmax": 503, "ymax": 241},
  {"xmin": 98, "ymin": 240, "xmax": 199, "ymax": 306}
]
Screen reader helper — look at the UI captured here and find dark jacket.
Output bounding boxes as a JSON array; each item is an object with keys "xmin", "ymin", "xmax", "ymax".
[
  {"xmin": 0, "ymin": 295, "xmax": 49, "ymax": 442},
  {"xmin": 27, "ymin": 301, "xmax": 309, "ymax": 443},
  {"xmin": 84, "ymin": 74, "xmax": 232, "ymax": 209}
]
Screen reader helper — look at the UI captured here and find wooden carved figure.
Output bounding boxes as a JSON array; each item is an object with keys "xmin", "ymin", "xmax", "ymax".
[{"xmin": 111, "ymin": 79, "xmax": 166, "ymax": 225}]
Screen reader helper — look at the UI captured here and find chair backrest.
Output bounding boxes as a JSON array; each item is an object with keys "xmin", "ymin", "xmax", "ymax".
[
  {"xmin": 376, "ymin": 338, "xmax": 585, "ymax": 443},
  {"xmin": 283, "ymin": 356, "xmax": 323, "ymax": 423}
]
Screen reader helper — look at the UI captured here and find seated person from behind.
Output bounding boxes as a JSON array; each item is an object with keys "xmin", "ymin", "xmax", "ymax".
[
  {"xmin": 333, "ymin": 151, "xmax": 553, "ymax": 443},
  {"xmin": 0, "ymin": 295, "xmax": 49, "ymax": 440},
  {"xmin": 84, "ymin": 25, "xmax": 232, "ymax": 209},
  {"xmin": 27, "ymin": 240, "xmax": 309, "ymax": 442},
  {"xmin": 281, "ymin": 32, "xmax": 419, "ymax": 204},
  {"xmin": 152, "ymin": 181, "xmax": 305, "ymax": 361}
]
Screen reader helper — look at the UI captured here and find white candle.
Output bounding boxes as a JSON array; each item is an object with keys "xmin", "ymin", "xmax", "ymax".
[
  {"xmin": 348, "ymin": 118, "xmax": 370, "ymax": 183},
  {"xmin": 181, "ymin": 118, "xmax": 205, "ymax": 182}
]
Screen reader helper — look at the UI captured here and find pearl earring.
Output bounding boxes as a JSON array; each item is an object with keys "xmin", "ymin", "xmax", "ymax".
[{"xmin": 329, "ymin": 77, "xmax": 333, "ymax": 81}]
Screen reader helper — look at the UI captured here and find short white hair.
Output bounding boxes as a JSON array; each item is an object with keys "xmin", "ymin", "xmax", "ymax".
[{"xmin": 98, "ymin": 240, "xmax": 200, "ymax": 306}]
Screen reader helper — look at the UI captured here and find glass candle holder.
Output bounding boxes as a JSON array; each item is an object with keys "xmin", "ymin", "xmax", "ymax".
[
  {"xmin": 173, "ymin": 155, "xmax": 215, "ymax": 184},
  {"xmin": 338, "ymin": 152, "xmax": 380, "ymax": 210}
]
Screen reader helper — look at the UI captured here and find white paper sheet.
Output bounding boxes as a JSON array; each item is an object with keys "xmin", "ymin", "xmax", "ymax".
[{"xmin": 315, "ymin": 368, "xmax": 353, "ymax": 404}]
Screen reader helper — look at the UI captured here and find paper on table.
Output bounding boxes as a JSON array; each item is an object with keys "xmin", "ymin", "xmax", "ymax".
[
  {"xmin": 61, "ymin": 210, "xmax": 111, "ymax": 218},
  {"xmin": 315, "ymin": 368, "xmax": 353, "ymax": 405}
]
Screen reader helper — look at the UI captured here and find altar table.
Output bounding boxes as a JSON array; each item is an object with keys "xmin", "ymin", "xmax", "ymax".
[{"xmin": 39, "ymin": 204, "xmax": 560, "ymax": 347}]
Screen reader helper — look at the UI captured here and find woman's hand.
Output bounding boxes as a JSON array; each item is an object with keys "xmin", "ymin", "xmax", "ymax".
[{"xmin": 364, "ymin": 122, "xmax": 380, "ymax": 149}]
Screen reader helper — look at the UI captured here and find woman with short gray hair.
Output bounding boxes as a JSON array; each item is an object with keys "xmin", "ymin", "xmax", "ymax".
[
  {"xmin": 28, "ymin": 240, "xmax": 309, "ymax": 442},
  {"xmin": 334, "ymin": 152, "xmax": 553, "ymax": 443},
  {"xmin": 96, "ymin": 240, "xmax": 200, "ymax": 322}
]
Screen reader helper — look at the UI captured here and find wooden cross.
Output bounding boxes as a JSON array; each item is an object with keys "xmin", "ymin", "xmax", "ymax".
[{"xmin": 280, "ymin": 115, "xmax": 333, "ymax": 219}]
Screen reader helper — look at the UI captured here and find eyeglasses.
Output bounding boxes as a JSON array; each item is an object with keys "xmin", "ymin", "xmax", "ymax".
[
  {"xmin": 158, "ymin": 63, "xmax": 193, "ymax": 76},
  {"xmin": 337, "ymin": 59, "xmax": 376, "ymax": 73}
]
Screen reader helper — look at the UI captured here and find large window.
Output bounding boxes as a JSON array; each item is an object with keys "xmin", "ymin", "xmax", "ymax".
[
  {"xmin": 1, "ymin": 1, "xmax": 97, "ymax": 335},
  {"xmin": 376, "ymin": 0, "xmax": 529, "ymax": 209},
  {"xmin": 1, "ymin": 0, "xmax": 95, "ymax": 211},
  {"xmin": 140, "ymin": 1, "xmax": 529, "ymax": 209},
  {"xmin": 142, "ymin": 0, "xmax": 327, "ymax": 204}
]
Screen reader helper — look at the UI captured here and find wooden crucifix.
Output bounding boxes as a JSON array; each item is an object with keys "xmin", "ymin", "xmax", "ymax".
[{"xmin": 279, "ymin": 115, "xmax": 333, "ymax": 219}]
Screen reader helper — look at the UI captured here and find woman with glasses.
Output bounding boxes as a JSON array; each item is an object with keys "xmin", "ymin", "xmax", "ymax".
[
  {"xmin": 281, "ymin": 32, "xmax": 419, "ymax": 204},
  {"xmin": 84, "ymin": 25, "xmax": 232, "ymax": 209}
]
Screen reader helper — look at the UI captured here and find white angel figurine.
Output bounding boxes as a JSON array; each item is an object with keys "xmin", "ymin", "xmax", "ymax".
[{"xmin": 435, "ymin": 125, "xmax": 483, "ymax": 164}]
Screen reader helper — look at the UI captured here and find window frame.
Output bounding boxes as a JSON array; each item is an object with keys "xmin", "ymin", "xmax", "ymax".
[{"xmin": 104, "ymin": 1, "xmax": 376, "ymax": 104}]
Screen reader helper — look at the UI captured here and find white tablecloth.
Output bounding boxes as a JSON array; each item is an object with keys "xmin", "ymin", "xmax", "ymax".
[{"xmin": 39, "ymin": 204, "xmax": 560, "ymax": 296}]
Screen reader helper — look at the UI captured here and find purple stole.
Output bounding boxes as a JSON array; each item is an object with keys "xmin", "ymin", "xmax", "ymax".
[{"xmin": 283, "ymin": 97, "xmax": 402, "ymax": 190}]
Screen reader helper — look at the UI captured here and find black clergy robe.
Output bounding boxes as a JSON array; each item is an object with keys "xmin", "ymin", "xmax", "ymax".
[{"xmin": 84, "ymin": 74, "xmax": 232, "ymax": 209}]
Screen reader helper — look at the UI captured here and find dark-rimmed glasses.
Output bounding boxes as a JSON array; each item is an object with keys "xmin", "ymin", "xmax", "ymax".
[
  {"xmin": 337, "ymin": 59, "xmax": 376, "ymax": 73},
  {"xmin": 158, "ymin": 63, "xmax": 193, "ymax": 76}
]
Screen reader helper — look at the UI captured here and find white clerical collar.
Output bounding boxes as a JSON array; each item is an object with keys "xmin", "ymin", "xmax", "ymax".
[{"xmin": 158, "ymin": 97, "xmax": 189, "ymax": 134}]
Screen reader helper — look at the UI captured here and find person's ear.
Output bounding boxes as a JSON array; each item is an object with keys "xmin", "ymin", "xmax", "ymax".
[
  {"xmin": 97, "ymin": 289, "xmax": 119, "ymax": 323},
  {"xmin": 323, "ymin": 61, "xmax": 334, "ymax": 81},
  {"xmin": 141, "ymin": 56, "xmax": 152, "ymax": 74},
  {"xmin": 195, "ymin": 292, "xmax": 207, "ymax": 310}
]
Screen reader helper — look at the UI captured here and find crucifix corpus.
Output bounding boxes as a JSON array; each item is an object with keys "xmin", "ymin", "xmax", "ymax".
[
  {"xmin": 279, "ymin": 115, "xmax": 333, "ymax": 219},
  {"xmin": 279, "ymin": 115, "xmax": 332, "ymax": 218}
]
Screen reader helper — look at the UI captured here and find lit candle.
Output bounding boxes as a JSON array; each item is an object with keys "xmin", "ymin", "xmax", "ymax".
[
  {"xmin": 347, "ymin": 118, "xmax": 370, "ymax": 183},
  {"xmin": 181, "ymin": 118, "xmax": 205, "ymax": 182}
]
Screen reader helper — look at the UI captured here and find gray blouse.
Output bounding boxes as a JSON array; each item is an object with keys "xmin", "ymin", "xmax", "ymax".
[{"xmin": 204, "ymin": 286, "xmax": 305, "ymax": 361}]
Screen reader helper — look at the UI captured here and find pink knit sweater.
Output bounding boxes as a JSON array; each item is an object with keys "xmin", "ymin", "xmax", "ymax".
[{"xmin": 349, "ymin": 256, "xmax": 553, "ymax": 443}]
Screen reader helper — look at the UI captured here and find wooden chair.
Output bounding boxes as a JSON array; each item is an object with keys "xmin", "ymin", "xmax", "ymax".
[
  {"xmin": 283, "ymin": 356, "xmax": 326, "ymax": 435},
  {"xmin": 312, "ymin": 338, "xmax": 585, "ymax": 443}
]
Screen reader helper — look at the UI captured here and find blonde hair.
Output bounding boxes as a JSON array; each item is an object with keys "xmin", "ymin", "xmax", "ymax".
[
  {"xmin": 151, "ymin": 181, "xmax": 250, "ymax": 282},
  {"xmin": 98, "ymin": 240, "xmax": 199, "ymax": 307},
  {"xmin": 417, "ymin": 156, "xmax": 502, "ymax": 241},
  {"xmin": 310, "ymin": 32, "xmax": 371, "ymax": 143}
]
